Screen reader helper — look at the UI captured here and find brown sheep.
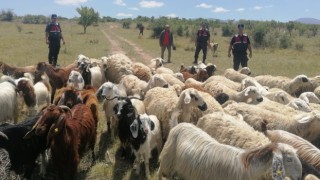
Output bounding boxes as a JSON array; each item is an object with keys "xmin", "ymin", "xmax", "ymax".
[
  {"xmin": 25, "ymin": 104, "xmax": 96, "ymax": 180},
  {"xmin": 0, "ymin": 61, "xmax": 36, "ymax": 78},
  {"xmin": 35, "ymin": 62, "xmax": 75, "ymax": 103}
]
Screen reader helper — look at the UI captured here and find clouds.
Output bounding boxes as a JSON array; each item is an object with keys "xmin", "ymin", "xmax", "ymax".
[
  {"xmin": 114, "ymin": 0, "xmax": 126, "ymax": 6},
  {"xmin": 54, "ymin": 0, "xmax": 87, "ymax": 5},
  {"xmin": 196, "ymin": 3, "xmax": 212, "ymax": 9},
  {"xmin": 139, "ymin": 1, "xmax": 164, "ymax": 8},
  {"xmin": 116, "ymin": 13, "xmax": 132, "ymax": 18},
  {"xmin": 212, "ymin": 7, "xmax": 230, "ymax": 13},
  {"xmin": 166, "ymin": 13, "xmax": 177, "ymax": 18},
  {"xmin": 236, "ymin": 8, "xmax": 245, "ymax": 12}
]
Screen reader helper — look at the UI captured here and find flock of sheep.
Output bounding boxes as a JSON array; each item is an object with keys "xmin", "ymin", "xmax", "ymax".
[{"xmin": 0, "ymin": 53, "xmax": 320, "ymax": 179}]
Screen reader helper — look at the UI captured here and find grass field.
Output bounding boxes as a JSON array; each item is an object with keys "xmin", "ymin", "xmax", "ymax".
[{"xmin": 0, "ymin": 20, "xmax": 320, "ymax": 179}]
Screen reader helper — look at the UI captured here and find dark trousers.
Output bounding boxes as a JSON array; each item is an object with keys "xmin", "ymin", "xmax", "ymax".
[
  {"xmin": 139, "ymin": 31, "xmax": 143, "ymax": 36},
  {"xmin": 161, "ymin": 45, "xmax": 171, "ymax": 62},
  {"xmin": 194, "ymin": 44, "xmax": 207, "ymax": 63},
  {"xmin": 48, "ymin": 41, "xmax": 60, "ymax": 66},
  {"xmin": 233, "ymin": 54, "xmax": 248, "ymax": 70}
]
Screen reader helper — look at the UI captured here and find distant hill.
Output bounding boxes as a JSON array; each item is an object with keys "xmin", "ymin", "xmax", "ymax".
[{"xmin": 295, "ymin": 18, "xmax": 320, "ymax": 25}]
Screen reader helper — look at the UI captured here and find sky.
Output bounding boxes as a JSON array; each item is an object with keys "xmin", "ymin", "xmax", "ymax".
[{"xmin": 1, "ymin": 0, "xmax": 320, "ymax": 22}]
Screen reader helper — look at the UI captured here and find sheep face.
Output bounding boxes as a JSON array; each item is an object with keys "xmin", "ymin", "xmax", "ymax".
[
  {"xmin": 287, "ymin": 99, "xmax": 311, "ymax": 112},
  {"xmin": 113, "ymin": 97, "xmax": 128, "ymax": 116},
  {"xmin": 113, "ymin": 98, "xmax": 135, "ymax": 118},
  {"xmin": 130, "ymin": 114, "xmax": 154, "ymax": 139},
  {"xmin": 36, "ymin": 62, "xmax": 47, "ymax": 72},
  {"xmin": 244, "ymin": 86, "xmax": 263, "ymax": 103},
  {"xmin": 239, "ymin": 67, "xmax": 251, "ymax": 75},
  {"xmin": 30, "ymin": 105, "xmax": 64, "ymax": 136},
  {"xmin": 17, "ymin": 79, "xmax": 36, "ymax": 107},
  {"xmin": 67, "ymin": 71, "xmax": 84, "ymax": 90},
  {"xmin": 293, "ymin": 75, "xmax": 309, "ymax": 83},
  {"xmin": 149, "ymin": 75, "xmax": 169, "ymax": 88},
  {"xmin": 276, "ymin": 144, "xmax": 302, "ymax": 180},
  {"xmin": 182, "ymin": 89, "xmax": 207, "ymax": 111},
  {"xmin": 96, "ymin": 82, "xmax": 115, "ymax": 100},
  {"xmin": 58, "ymin": 89, "xmax": 83, "ymax": 108}
]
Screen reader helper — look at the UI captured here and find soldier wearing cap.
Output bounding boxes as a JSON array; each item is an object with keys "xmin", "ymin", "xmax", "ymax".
[
  {"xmin": 228, "ymin": 24, "xmax": 252, "ymax": 70},
  {"xmin": 45, "ymin": 14, "xmax": 65, "ymax": 67},
  {"xmin": 159, "ymin": 24, "xmax": 175, "ymax": 63},
  {"xmin": 194, "ymin": 22, "xmax": 211, "ymax": 65}
]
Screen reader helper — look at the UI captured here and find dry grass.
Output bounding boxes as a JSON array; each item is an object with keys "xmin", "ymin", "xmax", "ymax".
[{"xmin": 0, "ymin": 20, "xmax": 320, "ymax": 179}]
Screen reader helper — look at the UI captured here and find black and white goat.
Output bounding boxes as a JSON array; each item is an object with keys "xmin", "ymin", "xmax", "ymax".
[{"xmin": 129, "ymin": 113, "xmax": 162, "ymax": 178}]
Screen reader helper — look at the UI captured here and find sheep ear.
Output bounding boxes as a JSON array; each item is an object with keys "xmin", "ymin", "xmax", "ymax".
[
  {"xmin": 96, "ymin": 87, "xmax": 103, "ymax": 101},
  {"xmin": 24, "ymin": 129, "xmax": 35, "ymax": 139},
  {"xmin": 244, "ymin": 88, "xmax": 250, "ymax": 96},
  {"xmin": 130, "ymin": 119, "xmax": 139, "ymax": 138},
  {"xmin": 148, "ymin": 118, "xmax": 155, "ymax": 131},
  {"xmin": 77, "ymin": 94, "xmax": 83, "ymax": 104},
  {"xmin": 47, "ymin": 114, "xmax": 65, "ymax": 144},
  {"xmin": 297, "ymin": 114, "xmax": 312, "ymax": 124},
  {"xmin": 148, "ymin": 77, "xmax": 155, "ymax": 88},
  {"xmin": 272, "ymin": 153, "xmax": 286, "ymax": 179},
  {"xmin": 57, "ymin": 93, "xmax": 65, "ymax": 105},
  {"xmin": 183, "ymin": 91, "xmax": 191, "ymax": 104}
]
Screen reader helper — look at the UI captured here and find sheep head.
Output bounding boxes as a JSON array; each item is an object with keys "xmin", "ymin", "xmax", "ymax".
[
  {"xmin": 275, "ymin": 143, "xmax": 302, "ymax": 180},
  {"xmin": 148, "ymin": 74, "xmax": 169, "ymax": 89},
  {"xmin": 130, "ymin": 114, "xmax": 155, "ymax": 139},
  {"xmin": 239, "ymin": 67, "xmax": 251, "ymax": 75},
  {"xmin": 67, "ymin": 70, "xmax": 84, "ymax": 90},
  {"xmin": 58, "ymin": 89, "xmax": 83, "ymax": 108},
  {"xmin": 243, "ymin": 86, "xmax": 263, "ymax": 103},
  {"xmin": 180, "ymin": 88, "xmax": 207, "ymax": 111},
  {"xmin": 36, "ymin": 62, "xmax": 48, "ymax": 72},
  {"xmin": 24, "ymin": 105, "xmax": 71, "ymax": 139}
]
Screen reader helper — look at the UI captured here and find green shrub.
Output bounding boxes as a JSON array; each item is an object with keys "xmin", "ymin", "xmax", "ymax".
[
  {"xmin": 222, "ymin": 24, "xmax": 233, "ymax": 37},
  {"xmin": 176, "ymin": 25, "xmax": 183, "ymax": 36},
  {"xmin": 279, "ymin": 34, "xmax": 292, "ymax": 49},
  {"xmin": 295, "ymin": 42, "xmax": 304, "ymax": 51}
]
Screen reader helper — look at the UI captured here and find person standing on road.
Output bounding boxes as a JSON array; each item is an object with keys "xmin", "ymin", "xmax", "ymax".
[
  {"xmin": 45, "ymin": 14, "xmax": 65, "ymax": 67},
  {"xmin": 159, "ymin": 24, "xmax": 175, "ymax": 63},
  {"xmin": 139, "ymin": 25, "xmax": 144, "ymax": 36},
  {"xmin": 228, "ymin": 24, "xmax": 252, "ymax": 70},
  {"xmin": 194, "ymin": 23, "xmax": 211, "ymax": 65}
]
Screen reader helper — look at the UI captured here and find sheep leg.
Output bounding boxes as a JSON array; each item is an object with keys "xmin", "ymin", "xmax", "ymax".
[
  {"xmin": 143, "ymin": 154, "xmax": 151, "ymax": 179},
  {"xmin": 39, "ymin": 151, "xmax": 47, "ymax": 177}
]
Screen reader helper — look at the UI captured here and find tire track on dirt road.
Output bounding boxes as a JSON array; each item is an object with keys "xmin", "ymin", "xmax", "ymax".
[{"xmin": 101, "ymin": 25, "xmax": 154, "ymax": 64}]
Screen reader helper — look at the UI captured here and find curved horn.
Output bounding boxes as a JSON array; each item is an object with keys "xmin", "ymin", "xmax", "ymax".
[
  {"xmin": 105, "ymin": 96, "xmax": 119, "ymax": 101},
  {"xmin": 0, "ymin": 131, "xmax": 8, "ymax": 140},
  {"xmin": 128, "ymin": 96, "xmax": 143, "ymax": 100},
  {"xmin": 58, "ymin": 105, "xmax": 71, "ymax": 112}
]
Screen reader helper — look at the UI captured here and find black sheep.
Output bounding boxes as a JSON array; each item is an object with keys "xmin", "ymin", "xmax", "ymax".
[{"xmin": 0, "ymin": 115, "xmax": 47, "ymax": 179}]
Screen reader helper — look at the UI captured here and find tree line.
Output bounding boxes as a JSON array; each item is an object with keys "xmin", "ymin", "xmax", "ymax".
[{"xmin": 1, "ymin": 7, "xmax": 319, "ymax": 49}]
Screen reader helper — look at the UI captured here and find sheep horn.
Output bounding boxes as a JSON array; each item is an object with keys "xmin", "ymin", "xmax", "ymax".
[
  {"xmin": 128, "ymin": 96, "xmax": 143, "ymax": 100},
  {"xmin": 0, "ymin": 131, "xmax": 8, "ymax": 140},
  {"xmin": 58, "ymin": 105, "xmax": 71, "ymax": 112},
  {"xmin": 105, "ymin": 96, "xmax": 119, "ymax": 101}
]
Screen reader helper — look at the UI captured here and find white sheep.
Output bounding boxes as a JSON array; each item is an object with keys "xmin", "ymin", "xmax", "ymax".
[
  {"xmin": 148, "ymin": 57, "xmax": 164, "ymax": 70},
  {"xmin": 0, "ymin": 80, "xmax": 19, "ymax": 123},
  {"xmin": 96, "ymin": 82, "xmax": 127, "ymax": 140},
  {"xmin": 204, "ymin": 75, "xmax": 241, "ymax": 91},
  {"xmin": 101, "ymin": 53, "xmax": 134, "ymax": 83},
  {"xmin": 144, "ymin": 87, "xmax": 207, "ymax": 141},
  {"xmin": 129, "ymin": 113, "xmax": 162, "ymax": 178},
  {"xmin": 254, "ymin": 74, "xmax": 309, "ymax": 96},
  {"xmin": 155, "ymin": 66, "xmax": 174, "ymax": 75},
  {"xmin": 184, "ymin": 77, "xmax": 203, "ymax": 86},
  {"xmin": 299, "ymin": 92, "xmax": 320, "ymax": 104},
  {"xmin": 161, "ymin": 73, "xmax": 185, "ymax": 88},
  {"xmin": 67, "ymin": 70, "xmax": 84, "ymax": 90},
  {"xmin": 224, "ymin": 101, "xmax": 320, "ymax": 143},
  {"xmin": 158, "ymin": 123, "xmax": 302, "ymax": 180},
  {"xmin": 197, "ymin": 112, "xmax": 307, "ymax": 179},
  {"xmin": 224, "ymin": 67, "xmax": 251, "ymax": 83},
  {"xmin": 120, "ymin": 74, "xmax": 169, "ymax": 96},
  {"xmin": 29, "ymin": 73, "xmax": 51, "ymax": 112}
]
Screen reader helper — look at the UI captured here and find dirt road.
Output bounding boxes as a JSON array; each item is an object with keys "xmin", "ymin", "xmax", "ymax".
[{"xmin": 101, "ymin": 24, "xmax": 154, "ymax": 64}]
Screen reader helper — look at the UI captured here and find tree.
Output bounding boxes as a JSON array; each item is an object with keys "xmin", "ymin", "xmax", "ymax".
[
  {"xmin": 76, "ymin": 6, "xmax": 99, "ymax": 34},
  {"xmin": 286, "ymin": 21, "xmax": 295, "ymax": 36},
  {"xmin": 1, "ymin": 9, "xmax": 15, "ymax": 21},
  {"xmin": 310, "ymin": 25, "xmax": 318, "ymax": 37}
]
